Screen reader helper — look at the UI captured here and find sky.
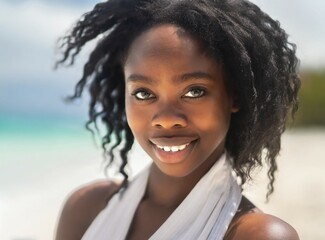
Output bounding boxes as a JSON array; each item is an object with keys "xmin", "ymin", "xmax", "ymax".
[{"xmin": 0, "ymin": 0, "xmax": 325, "ymax": 128}]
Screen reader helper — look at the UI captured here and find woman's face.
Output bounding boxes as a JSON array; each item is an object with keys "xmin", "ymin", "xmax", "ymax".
[{"xmin": 124, "ymin": 24, "xmax": 238, "ymax": 177}]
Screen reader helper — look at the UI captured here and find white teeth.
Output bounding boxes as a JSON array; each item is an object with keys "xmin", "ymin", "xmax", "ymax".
[
  {"xmin": 178, "ymin": 144, "xmax": 187, "ymax": 151},
  {"xmin": 163, "ymin": 146, "xmax": 171, "ymax": 152},
  {"xmin": 157, "ymin": 143, "xmax": 189, "ymax": 152},
  {"xmin": 171, "ymin": 146, "xmax": 179, "ymax": 152}
]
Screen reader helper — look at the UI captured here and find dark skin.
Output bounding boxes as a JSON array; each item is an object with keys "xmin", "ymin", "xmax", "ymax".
[{"xmin": 55, "ymin": 25, "xmax": 299, "ymax": 240}]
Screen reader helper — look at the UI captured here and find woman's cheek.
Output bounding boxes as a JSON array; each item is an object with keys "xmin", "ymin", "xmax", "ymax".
[{"xmin": 126, "ymin": 100, "xmax": 145, "ymax": 131}]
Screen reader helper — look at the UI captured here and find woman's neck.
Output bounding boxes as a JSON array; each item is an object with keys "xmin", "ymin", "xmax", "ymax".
[{"xmin": 145, "ymin": 149, "xmax": 224, "ymax": 208}]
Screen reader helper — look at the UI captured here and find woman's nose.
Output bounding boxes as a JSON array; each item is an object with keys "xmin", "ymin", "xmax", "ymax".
[{"xmin": 151, "ymin": 105, "xmax": 187, "ymax": 129}]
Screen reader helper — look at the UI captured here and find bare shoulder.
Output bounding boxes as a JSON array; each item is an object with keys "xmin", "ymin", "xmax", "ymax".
[
  {"xmin": 55, "ymin": 180, "xmax": 121, "ymax": 240},
  {"xmin": 226, "ymin": 211, "xmax": 300, "ymax": 240}
]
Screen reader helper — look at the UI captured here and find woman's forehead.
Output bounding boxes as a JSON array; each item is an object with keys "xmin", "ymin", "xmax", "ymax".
[{"xmin": 125, "ymin": 24, "xmax": 207, "ymax": 65}]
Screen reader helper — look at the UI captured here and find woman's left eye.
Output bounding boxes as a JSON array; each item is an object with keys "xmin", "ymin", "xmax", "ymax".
[{"xmin": 183, "ymin": 88, "xmax": 206, "ymax": 98}]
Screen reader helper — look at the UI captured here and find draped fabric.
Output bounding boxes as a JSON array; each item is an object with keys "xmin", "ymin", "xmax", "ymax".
[{"xmin": 82, "ymin": 154, "xmax": 242, "ymax": 240}]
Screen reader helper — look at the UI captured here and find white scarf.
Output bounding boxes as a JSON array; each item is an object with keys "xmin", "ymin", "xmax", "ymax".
[{"xmin": 82, "ymin": 154, "xmax": 242, "ymax": 240}]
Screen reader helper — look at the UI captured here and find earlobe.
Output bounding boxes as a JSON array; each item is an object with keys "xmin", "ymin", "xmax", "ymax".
[
  {"xmin": 231, "ymin": 106, "xmax": 240, "ymax": 113},
  {"xmin": 231, "ymin": 96, "xmax": 240, "ymax": 113}
]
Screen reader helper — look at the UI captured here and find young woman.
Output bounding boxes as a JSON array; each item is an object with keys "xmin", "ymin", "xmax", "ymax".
[{"xmin": 55, "ymin": 0, "xmax": 301, "ymax": 239}]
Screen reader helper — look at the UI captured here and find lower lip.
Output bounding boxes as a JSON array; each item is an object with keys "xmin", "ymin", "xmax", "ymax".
[{"xmin": 152, "ymin": 140, "xmax": 197, "ymax": 164}]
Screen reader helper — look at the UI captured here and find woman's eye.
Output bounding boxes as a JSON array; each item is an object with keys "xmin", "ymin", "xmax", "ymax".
[
  {"xmin": 183, "ymin": 88, "xmax": 206, "ymax": 98},
  {"xmin": 132, "ymin": 90, "xmax": 155, "ymax": 100}
]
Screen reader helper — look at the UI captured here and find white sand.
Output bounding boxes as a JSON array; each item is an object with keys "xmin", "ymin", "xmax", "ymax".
[{"xmin": 0, "ymin": 129, "xmax": 324, "ymax": 240}]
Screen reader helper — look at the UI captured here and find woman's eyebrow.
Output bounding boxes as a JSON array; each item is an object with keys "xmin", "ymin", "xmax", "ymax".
[
  {"xmin": 126, "ymin": 74, "xmax": 153, "ymax": 84},
  {"xmin": 177, "ymin": 71, "xmax": 214, "ymax": 83},
  {"xmin": 127, "ymin": 71, "xmax": 214, "ymax": 84}
]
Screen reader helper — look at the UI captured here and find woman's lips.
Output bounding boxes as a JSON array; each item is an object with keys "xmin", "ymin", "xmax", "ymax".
[{"xmin": 151, "ymin": 139, "xmax": 197, "ymax": 164}]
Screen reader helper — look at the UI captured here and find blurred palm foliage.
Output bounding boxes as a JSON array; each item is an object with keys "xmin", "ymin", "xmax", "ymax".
[{"xmin": 293, "ymin": 68, "xmax": 325, "ymax": 127}]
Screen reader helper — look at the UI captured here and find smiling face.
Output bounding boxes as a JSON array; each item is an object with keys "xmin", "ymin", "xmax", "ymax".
[{"xmin": 124, "ymin": 24, "xmax": 238, "ymax": 177}]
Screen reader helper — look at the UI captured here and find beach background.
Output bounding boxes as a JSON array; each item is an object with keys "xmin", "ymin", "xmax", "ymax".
[{"xmin": 1, "ymin": 0, "xmax": 325, "ymax": 239}]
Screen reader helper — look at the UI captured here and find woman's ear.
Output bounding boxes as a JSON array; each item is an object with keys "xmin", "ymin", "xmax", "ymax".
[{"xmin": 231, "ymin": 95, "xmax": 240, "ymax": 113}]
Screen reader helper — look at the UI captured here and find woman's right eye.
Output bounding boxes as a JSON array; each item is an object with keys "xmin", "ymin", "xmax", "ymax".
[{"xmin": 131, "ymin": 90, "xmax": 155, "ymax": 100}]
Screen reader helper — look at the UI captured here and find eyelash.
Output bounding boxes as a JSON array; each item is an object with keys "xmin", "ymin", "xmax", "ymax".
[{"xmin": 131, "ymin": 87, "xmax": 207, "ymax": 101}]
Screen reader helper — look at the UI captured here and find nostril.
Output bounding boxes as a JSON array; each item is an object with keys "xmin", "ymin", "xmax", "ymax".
[
  {"xmin": 154, "ymin": 123, "xmax": 162, "ymax": 128},
  {"xmin": 151, "ymin": 118, "xmax": 187, "ymax": 129}
]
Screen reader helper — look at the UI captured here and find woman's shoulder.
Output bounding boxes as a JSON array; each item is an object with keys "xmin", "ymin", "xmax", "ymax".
[
  {"xmin": 55, "ymin": 179, "xmax": 121, "ymax": 240},
  {"xmin": 227, "ymin": 212, "xmax": 300, "ymax": 240},
  {"xmin": 225, "ymin": 196, "xmax": 299, "ymax": 240}
]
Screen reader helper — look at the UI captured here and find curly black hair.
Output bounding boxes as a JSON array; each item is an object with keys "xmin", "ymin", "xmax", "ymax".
[{"xmin": 56, "ymin": 0, "xmax": 300, "ymax": 198}]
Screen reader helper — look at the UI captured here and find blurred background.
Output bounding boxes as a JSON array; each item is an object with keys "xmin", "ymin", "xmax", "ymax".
[{"xmin": 0, "ymin": 0, "xmax": 324, "ymax": 239}]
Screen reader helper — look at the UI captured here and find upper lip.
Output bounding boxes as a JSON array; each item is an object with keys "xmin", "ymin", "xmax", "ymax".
[{"xmin": 150, "ymin": 136, "xmax": 198, "ymax": 146}]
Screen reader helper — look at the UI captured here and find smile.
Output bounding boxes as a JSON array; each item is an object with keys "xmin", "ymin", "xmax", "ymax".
[
  {"xmin": 150, "ymin": 138, "xmax": 198, "ymax": 164},
  {"xmin": 156, "ymin": 143, "xmax": 190, "ymax": 152}
]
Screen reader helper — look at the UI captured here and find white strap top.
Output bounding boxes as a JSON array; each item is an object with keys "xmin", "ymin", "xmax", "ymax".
[{"xmin": 82, "ymin": 154, "xmax": 242, "ymax": 240}]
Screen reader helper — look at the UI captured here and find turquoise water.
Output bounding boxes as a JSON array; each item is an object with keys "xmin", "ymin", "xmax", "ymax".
[{"xmin": 0, "ymin": 113, "xmax": 89, "ymax": 139}]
